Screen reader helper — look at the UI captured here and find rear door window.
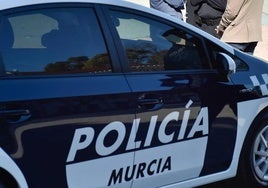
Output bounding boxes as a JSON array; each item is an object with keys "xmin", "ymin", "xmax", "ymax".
[{"xmin": 0, "ymin": 8, "xmax": 112, "ymax": 75}]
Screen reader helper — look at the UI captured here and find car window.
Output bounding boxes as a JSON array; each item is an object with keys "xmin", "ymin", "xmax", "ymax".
[
  {"xmin": 204, "ymin": 39, "xmax": 249, "ymax": 71},
  {"xmin": 0, "ymin": 8, "xmax": 112, "ymax": 75},
  {"xmin": 109, "ymin": 10, "xmax": 210, "ymax": 72}
]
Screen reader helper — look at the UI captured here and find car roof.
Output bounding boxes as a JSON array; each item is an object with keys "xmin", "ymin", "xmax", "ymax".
[
  {"xmin": 0, "ymin": 0, "xmax": 185, "ymax": 33},
  {"xmin": 0, "ymin": 0, "xmax": 145, "ymax": 11},
  {"xmin": 0, "ymin": 0, "xmax": 234, "ymax": 54}
]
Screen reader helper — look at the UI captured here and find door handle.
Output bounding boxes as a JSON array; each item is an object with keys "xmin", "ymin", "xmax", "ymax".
[
  {"xmin": 137, "ymin": 98, "xmax": 163, "ymax": 111},
  {"xmin": 0, "ymin": 109, "xmax": 31, "ymax": 124}
]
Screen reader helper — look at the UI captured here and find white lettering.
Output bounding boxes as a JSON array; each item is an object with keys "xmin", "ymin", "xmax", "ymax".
[
  {"xmin": 144, "ymin": 115, "xmax": 158, "ymax": 147},
  {"xmin": 126, "ymin": 118, "xmax": 141, "ymax": 150},
  {"xmin": 67, "ymin": 127, "xmax": 94, "ymax": 162},
  {"xmin": 158, "ymin": 112, "xmax": 179, "ymax": 143},
  {"xmin": 67, "ymin": 101, "xmax": 210, "ymax": 162},
  {"xmin": 96, "ymin": 121, "xmax": 126, "ymax": 156},
  {"xmin": 188, "ymin": 107, "xmax": 209, "ymax": 138},
  {"xmin": 178, "ymin": 101, "xmax": 192, "ymax": 140}
]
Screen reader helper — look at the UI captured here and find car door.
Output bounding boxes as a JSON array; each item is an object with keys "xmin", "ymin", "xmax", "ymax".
[
  {"xmin": 106, "ymin": 7, "xmax": 238, "ymax": 187},
  {"xmin": 0, "ymin": 4, "xmax": 135, "ymax": 188}
]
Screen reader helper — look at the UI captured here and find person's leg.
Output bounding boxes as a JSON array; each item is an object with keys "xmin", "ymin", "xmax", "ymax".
[
  {"xmin": 228, "ymin": 43, "xmax": 247, "ymax": 51},
  {"xmin": 228, "ymin": 42, "xmax": 258, "ymax": 54},
  {"xmin": 244, "ymin": 42, "xmax": 258, "ymax": 54}
]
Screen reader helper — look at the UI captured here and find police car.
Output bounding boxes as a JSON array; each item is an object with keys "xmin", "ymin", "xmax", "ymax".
[{"xmin": 0, "ymin": 0, "xmax": 268, "ymax": 187}]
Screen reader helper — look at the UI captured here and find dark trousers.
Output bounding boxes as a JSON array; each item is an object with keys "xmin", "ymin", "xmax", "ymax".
[{"xmin": 228, "ymin": 42, "xmax": 258, "ymax": 54}]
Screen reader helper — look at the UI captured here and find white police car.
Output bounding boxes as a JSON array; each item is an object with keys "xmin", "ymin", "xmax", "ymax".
[{"xmin": 0, "ymin": 0, "xmax": 267, "ymax": 187}]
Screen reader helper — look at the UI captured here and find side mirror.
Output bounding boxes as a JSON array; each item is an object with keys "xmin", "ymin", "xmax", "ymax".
[{"xmin": 216, "ymin": 52, "xmax": 236, "ymax": 81}]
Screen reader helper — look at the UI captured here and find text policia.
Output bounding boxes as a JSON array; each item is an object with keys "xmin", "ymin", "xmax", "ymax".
[{"xmin": 66, "ymin": 100, "xmax": 209, "ymax": 185}]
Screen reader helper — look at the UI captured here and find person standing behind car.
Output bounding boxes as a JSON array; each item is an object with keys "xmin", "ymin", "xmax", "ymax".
[
  {"xmin": 216, "ymin": 0, "xmax": 264, "ymax": 54},
  {"xmin": 186, "ymin": 0, "xmax": 227, "ymax": 38},
  {"xmin": 150, "ymin": 0, "xmax": 185, "ymax": 20}
]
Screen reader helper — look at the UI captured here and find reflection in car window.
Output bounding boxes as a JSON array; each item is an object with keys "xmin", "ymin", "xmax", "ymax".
[
  {"xmin": 109, "ymin": 10, "xmax": 209, "ymax": 72},
  {"xmin": 0, "ymin": 8, "xmax": 112, "ymax": 75}
]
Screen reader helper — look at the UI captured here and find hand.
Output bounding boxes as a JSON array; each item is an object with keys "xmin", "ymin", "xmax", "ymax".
[{"xmin": 215, "ymin": 26, "xmax": 223, "ymax": 37}]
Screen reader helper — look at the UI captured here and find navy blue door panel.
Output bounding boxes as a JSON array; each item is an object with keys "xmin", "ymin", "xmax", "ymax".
[
  {"xmin": 0, "ymin": 75, "xmax": 135, "ymax": 187},
  {"xmin": 125, "ymin": 72, "xmax": 237, "ymax": 186}
]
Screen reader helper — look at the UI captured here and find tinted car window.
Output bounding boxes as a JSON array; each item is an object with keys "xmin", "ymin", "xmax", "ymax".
[
  {"xmin": 109, "ymin": 10, "xmax": 209, "ymax": 72},
  {"xmin": 204, "ymin": 39, "xmax": 249, "ymax": 71},
  {"xmin": 0, "ymin": 8, "xmax": 112, "ymax": 75}
]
